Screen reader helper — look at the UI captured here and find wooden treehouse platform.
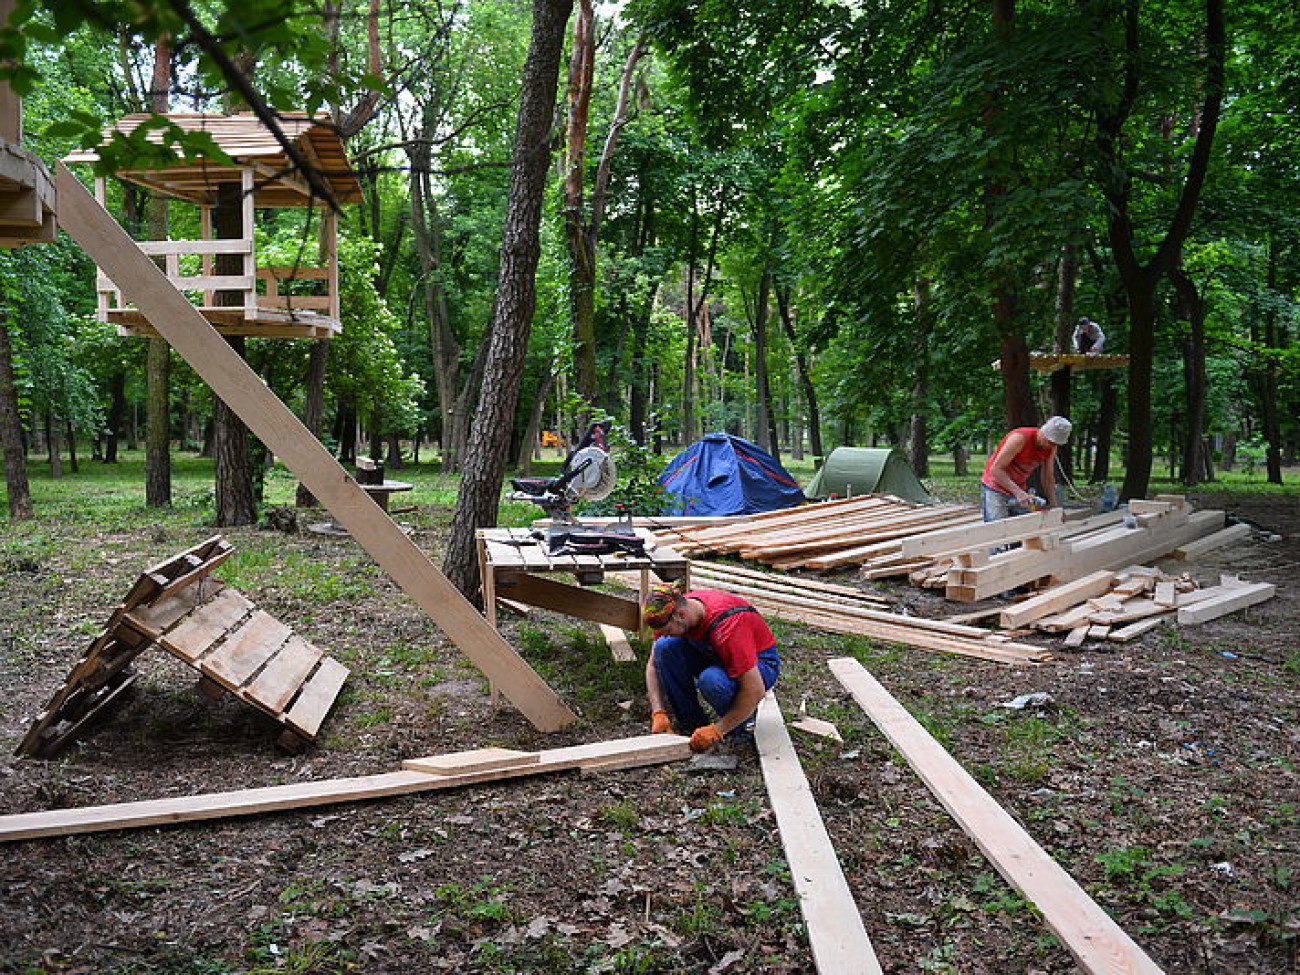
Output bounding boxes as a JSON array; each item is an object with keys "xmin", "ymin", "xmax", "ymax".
[
  {"xmin": 16, "ymin": 536, "xmax": 350, "ymax": 759},
  {"xmin": 63, "ymin": 112, "xmax": 362, "ymax": 340}
]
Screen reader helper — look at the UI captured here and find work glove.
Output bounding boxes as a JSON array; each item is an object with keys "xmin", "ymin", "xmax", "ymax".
[
  {"xmin": 650, "ymin": 710, "xmax": 673, "ymax": 735},
  {"xmin": 689, "ymin": 724, "xmax": 724, "ymax": 753}
]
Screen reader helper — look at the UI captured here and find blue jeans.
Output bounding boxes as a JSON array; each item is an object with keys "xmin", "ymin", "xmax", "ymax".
[
  {"xmin": 652, "ymin": 637, "xmax": 780, "ymax": 734},
  {"xmin": 981, "ymin": 483, "xmax": 1029, "ymax": 523}
]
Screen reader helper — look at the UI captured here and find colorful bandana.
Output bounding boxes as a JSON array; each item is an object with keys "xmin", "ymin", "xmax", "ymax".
[{"xmin": 642, "ymin": 582, "xmax": 685, "ymax": 629}]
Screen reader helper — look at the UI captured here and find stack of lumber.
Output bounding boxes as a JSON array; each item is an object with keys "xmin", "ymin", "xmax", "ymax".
[
  {"xmin": 999, "ymin": 566, "xmax": 1277, "ymax": 646},
  {"xmin": 857, "ymin": 496, "xmax": 1233, "ymax": 603},
  {"xmin": 652, "ymin": 495, "xmax": 981, "ymax": 570},
  {"xmin": 690, "ymin": 561, "xmax": 1052, "ymax": 666}
]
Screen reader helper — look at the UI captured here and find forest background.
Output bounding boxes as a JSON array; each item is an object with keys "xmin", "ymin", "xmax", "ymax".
[{"xmin": 0, "ymin": 0, "xmax": 1296, "ymax": 593}]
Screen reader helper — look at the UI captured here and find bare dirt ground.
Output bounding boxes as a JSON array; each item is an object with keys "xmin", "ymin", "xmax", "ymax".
[{"xmin": 1, "ymin": 491, "xmax": 1296, "ymax": 974}]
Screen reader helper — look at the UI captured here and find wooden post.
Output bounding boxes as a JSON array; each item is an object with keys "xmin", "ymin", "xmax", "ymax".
[{"xmin": 56, "ymin": 163, "xmax": 576, "ymax": 732}]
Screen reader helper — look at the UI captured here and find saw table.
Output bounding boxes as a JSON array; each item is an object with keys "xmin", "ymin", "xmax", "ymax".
[{"xmin": 476, "ymin": 526, "xmax": 689, "ymax": 636}]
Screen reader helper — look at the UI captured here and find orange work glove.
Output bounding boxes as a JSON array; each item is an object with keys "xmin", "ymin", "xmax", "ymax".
[
  {"xmin": 689, "ymin": 724, "xmax": 724, "ymax": 753},
  {"xmin": 650, "ymin": 709, "xmax": 673, "ymax": 735}
]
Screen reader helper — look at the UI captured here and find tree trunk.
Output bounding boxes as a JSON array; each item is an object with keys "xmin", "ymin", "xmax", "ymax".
[
  {"xmin": 408, "ymin": 122, "xmax": 465, "ymax": 473},
  {"xmin": 1096, "ymin": 0, "xmax": 1224, "ymax": 500},
  {"xmin": 104, "ymin": 371, "xmax": 125, "ymax": 464},
  {"xmin": 443, "ymin": 0, "xmax": 575, "ymax": 600},
  {"xmin": 1051, "ymin": 243, "xmax": 1077, "ymax": 479},
  {"xmin": 294, "ymin": 339, "xmax": 329, "ymax": 507},
  {"xmin": 775, "ymin": 286, "xmax": 822, "ymax": 460},
  {"xmin": 1090, "ymin": 373, "xmax": 1118, "ymax": 483},
  {"xmin": 145, "ymin": 33, "xmax": 173, "ymax": 507},
  {"xmin": 1169, "ymin": 265, "xmax": 1209, "ymax": 486},
  {"xmin": 0, "ymin": 305, "xmax": 31, "ymax": 520},
  {"xmin": 212, "ymin": 183, "xmax": 257, "ymax": 526},
  {"xmin": 752, "ymin": 265, "xmax": 778, "ymax": 459},
  {"xmin": 564, "ymin": 0, "xmax": 598, "ymax": 411}
]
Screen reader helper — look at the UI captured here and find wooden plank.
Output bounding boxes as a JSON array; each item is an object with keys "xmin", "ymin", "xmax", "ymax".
[
  {"xmin": 498, "ymin": 573, "xmax": 641, "ymax": 630},
  {"xmin": 240, "ymin": 634, "xmax": 323, "ymax": 713},
  {"xmin": 1171, "ymin": 522, "xmax": 1251, "ymax": 560},
  {"xmin": 598, "ymin": 624, "xmax": 638, "ymax": 663},
  {"xmin": 123, "ymin": 580, "xmax": 225, "ymax": 636},
  {"xmin": 828, "ymin": 658, "xmax": 1165, "ymax": 975},
  {"xmin": 281, "ymin": 657, "xmax": 350, "ymax": 738},
  {"xmin": 1107, "ymin": 617, "xmax": 1169, "ymax": 643},
  {"xmin": 999, "ymin": 571, "xmax": 1116, "ymax": 629},
  {"xmin": 57, "ymin": 163, "xmax": 576, "ymax": 734},
  {"xmin": 754, "ymin": 693, "xmax": 883, "ymax": 975},
  {"xmin": 899, "ymin": 508, "xmax": 1065, "ymax": 558},
  {"xmin": 1176, "ymin": 582, "xmax": 1276, "ymax": 625},
  {"xmin": 0, "ymin": 734, "xmax": 691, "ymax": 842},
  {"xmin": 158, "ymin": 588, "xmax": 254, "ymax": 663},
  {"xmin": 201, "ymin": 611, "xmax": 292, "ymax": 689},
  {"xmin": 404, "ymin": 748, "xmax": 540, "ymax": 775}
]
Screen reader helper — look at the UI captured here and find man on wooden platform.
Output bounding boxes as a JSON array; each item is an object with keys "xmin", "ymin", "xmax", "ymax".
[{"xmin": 642, "ymin": 583, "xmax": 781, "ymax": 753}]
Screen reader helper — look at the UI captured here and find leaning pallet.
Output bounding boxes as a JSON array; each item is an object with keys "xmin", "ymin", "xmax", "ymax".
[{"xmin": 16, "ymin": 536, "xmax": 350, "ymax": 758}]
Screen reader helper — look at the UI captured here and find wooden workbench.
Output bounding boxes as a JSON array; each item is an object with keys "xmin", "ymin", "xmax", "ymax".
[{"xmin": 477, "ymin": 527, "xmax": 689, "ymax": 634}]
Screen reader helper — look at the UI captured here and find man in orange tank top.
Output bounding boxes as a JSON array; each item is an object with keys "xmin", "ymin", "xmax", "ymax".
[{"xmin": 980, "ymin": 416, "xmax": 1071, "ymax": 522}]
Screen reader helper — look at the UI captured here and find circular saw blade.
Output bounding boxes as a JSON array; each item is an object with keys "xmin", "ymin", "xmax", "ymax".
[{"xmin": 568, "ymin": 445, "xmax": 617, "ymax": 500}]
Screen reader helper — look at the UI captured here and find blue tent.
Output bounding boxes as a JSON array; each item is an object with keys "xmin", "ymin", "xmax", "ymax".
[{"xmin": 659, "ymin": 433, "xmax": 807, "ymax": 516}]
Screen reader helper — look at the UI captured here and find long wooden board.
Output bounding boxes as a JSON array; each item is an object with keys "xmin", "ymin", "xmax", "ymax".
[
  {"xmin": 828, "ymin": 658, "xmax": 1164, "ymax": 975},
  {"xmin": 0, "ymin": 734, "xmax": 691, "ymax": 843},
  {"xmin": 755, "ymin": 693, "xmax": 883, "ymax": 974},
  {"xmin": 57, "ymin": 163, "xmax": 575, "ymax": 734}
]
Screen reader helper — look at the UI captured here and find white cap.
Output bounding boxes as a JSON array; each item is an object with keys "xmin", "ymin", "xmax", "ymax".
[{"xmin": 1041, "ymin": 416, "xmax": 1072, "ymax": 445}]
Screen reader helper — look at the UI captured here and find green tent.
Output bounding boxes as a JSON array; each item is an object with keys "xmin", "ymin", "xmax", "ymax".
[{"xmin": 804, "ymin": 447, "xmax": 933, "ymax": 504}]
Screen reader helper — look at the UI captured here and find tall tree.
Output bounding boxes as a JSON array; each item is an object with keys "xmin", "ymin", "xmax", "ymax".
[
  {"xmin": 444, "ymin": 0, "xmax": 574, "ymax": 598},
  {"xmin": 1094, "ymin": 0, "xmax": 1225, "ymax": 500}
]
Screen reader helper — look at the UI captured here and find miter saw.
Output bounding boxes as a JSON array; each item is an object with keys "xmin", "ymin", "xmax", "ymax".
[{"xmin": 508, "ymin": 421, "xmax": 645, "ymax": 557}]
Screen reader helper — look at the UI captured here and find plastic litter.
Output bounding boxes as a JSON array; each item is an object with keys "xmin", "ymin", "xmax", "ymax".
[{"xmin": 999, "ymin": 691, "xmax": 1054, "ymax": 710}]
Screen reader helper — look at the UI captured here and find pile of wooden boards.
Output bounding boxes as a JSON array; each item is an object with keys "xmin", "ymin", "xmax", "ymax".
[
  {"xmin": 653, "ymin": 495, "xmax": 982, "ymax": 570},
  {"xmin": 865, "ymin": 496, "xmax": 1241, "ymax": 602},
  {"xmin": 689, "ymin": 560, "xmax": 1052, "ymax": 666},
  {"xmin": 999, "ymin": 566, "xmax": 1278, "ymax": 647}
]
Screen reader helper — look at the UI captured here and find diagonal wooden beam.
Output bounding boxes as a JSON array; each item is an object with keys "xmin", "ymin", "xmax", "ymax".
[
  {"xmin": 55, "ymin": 162, "xmax": 575, "ymax": 733},
  {"xmin": 828, "ymin": 658, "xmax": 1165, "ymax": 975},
  {"xmin": 0, "ymin": 734, "xmax": 690, "ymax": 843}
]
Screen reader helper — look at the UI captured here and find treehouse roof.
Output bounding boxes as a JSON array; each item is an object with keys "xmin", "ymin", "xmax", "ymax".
[{"xmin": 63, "ymin": 112, "xmax": 363, "ymax": 208}]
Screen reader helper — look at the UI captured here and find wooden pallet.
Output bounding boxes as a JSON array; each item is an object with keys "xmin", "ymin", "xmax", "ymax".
[{"xmin": 16, "ymin": 536, "xmax": 349, "ymax": 758}]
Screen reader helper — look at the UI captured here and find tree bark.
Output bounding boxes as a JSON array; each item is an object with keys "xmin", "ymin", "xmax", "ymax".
[
  {"xmin": 752, "ymin": 265, "xmax": 778, "ymax": 459},
  {"xmin": 443, "ymin": 0, "xmax": 575, "ymax": 599},
  {"xmin": 1051, "ymin": 243, "xmax": 1077, "ymax": 479},
  {"xmin": 212, "ymin": 183, "xmax": 257, "ymax": 526},
  {"xmin": 145, "ymin": 33, "xmax": 173, "ymax": 507},
  {"xmin": 775, "ymin": 286, "xmax": 822, "ymax": 460},
  {"xmin": 0, "ymin": 304, "xmax": 31, "ymax": 520}
]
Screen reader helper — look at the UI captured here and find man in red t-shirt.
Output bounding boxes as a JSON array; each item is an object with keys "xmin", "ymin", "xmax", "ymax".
[
  {"xmin": 980, "ymin": 416, "xmax": 1071, "ymax": 522},
  {"xmin": 642, "ymin": 586, "xmax": 780, "ymax": 753}
]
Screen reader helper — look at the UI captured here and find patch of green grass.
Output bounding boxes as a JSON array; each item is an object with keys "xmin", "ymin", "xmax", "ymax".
[
  {"xmin": 433, "ymin": 877, "xmax": 518, "ymax": 926},
  {"xmin": 597, "ymin": 800, "xmax": 641, "ymax": 832},
  {"xmin": 354, "ymin": 706, "xmax": 393, "ymax": 729},
  {"xmin": 671, "ymin": 889, "xmax": 723, "ymax": 937}
]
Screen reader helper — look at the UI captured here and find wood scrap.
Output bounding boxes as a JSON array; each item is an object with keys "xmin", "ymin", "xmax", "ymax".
[{"xmin": 1176, "ymin": 582, "xmax": 1276, "ymax": 625}]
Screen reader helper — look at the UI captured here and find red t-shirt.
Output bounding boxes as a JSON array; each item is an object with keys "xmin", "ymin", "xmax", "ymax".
[
  {"xmin": 981, "ymin": 427, "xmax": 1053, "ymax": 493},
  {"xmin": 677, "ymin": 590, "xmax": 775, "ymax": 678}
]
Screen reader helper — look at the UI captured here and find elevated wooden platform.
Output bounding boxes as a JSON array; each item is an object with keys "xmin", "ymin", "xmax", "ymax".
[
  {"xmin": 0, "ymin": 139, "xmax": 56, "ymax": 247},
  {"xmin": 16, "ymin": 536, "xmax": 350, "ymax": 759}
]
